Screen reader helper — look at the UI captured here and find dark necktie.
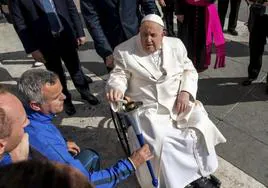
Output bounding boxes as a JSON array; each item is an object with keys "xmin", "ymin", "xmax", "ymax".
[{"xmin": 42, "ymin": 0, "xmax": 61, "ymax": 33}]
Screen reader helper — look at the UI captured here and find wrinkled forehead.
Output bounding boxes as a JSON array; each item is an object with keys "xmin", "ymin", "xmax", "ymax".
[{"xmin": 140, "ymin": 21, "xmax": 164, "ymax": 34}]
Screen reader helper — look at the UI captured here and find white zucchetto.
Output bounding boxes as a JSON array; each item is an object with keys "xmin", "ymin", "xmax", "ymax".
[{"xmin": 141, "ymin": 14, "xmax": 164, "ymax": 27}]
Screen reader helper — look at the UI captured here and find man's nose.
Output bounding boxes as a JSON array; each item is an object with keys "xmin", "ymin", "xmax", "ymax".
[
  {"xmin": 146, "ymin": 36, "xmax": 152, "ymax": 42},
  {"xmin": 61, "ymin": 93, "xmax": 66, "ymax": 100}
]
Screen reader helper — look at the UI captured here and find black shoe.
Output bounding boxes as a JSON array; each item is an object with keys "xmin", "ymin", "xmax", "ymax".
[
  {"xmin": 242, "ymin": 78, "xmax": 255, "ymax": 86},
  {"xmin": 227, "ymin": 29, "xmax": 238, "ymax": 36},
  {"xmin": 81, "ymin": 94, "xmax": 100, "ymax": 105},
  {"xmin": 189, "ymin": 176, "xmax": 221, "ymax": 188},
  {"xmin": 64, "ymin": 100, "xmax": 76, "ymax": 116},
  {"xmin": 84, "ymin": 75, "xmax": 93, "ymax": 84}
]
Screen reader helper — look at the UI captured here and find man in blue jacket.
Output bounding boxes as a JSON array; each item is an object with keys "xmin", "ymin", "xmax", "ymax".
[
  {"xmin": 18, "ymin": 69, "xmax": 153, "ymax": 188},
  {"xmin": 80, "ymin": 0, "xmax": 159, "ymax": 70}
]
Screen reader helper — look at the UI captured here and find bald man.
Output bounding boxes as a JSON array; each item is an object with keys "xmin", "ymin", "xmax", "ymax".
[
  {"xmin": 106, "ymin": 14, "xmax": 226, "ymax": 188},
  {"xmin": 0, "ymin": 85, "xmax": 30, "ymax": 166}
]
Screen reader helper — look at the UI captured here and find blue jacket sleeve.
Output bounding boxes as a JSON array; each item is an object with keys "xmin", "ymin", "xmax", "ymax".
[
  {"xmin": 90, "ymin": 159, "xmax": 134, "ymax": 188},
  {"xmin": 41, "ymin": 142, "xmax": 135, "ymax": 187},
  {"xmin": 27, "ymin": 130, "xmax": 135, "ymax": 188}
]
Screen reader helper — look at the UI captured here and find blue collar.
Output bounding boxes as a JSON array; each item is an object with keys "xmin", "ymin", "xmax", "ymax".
[{"xmin": 26, "ymin": 108, "xmax": 55, "ymax": 124}]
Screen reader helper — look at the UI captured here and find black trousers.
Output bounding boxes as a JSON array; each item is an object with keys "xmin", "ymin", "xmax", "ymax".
[
  {"xmin": 161, "ymin": 0, "xmax": 176, "ymax": 36},
  {"xmin": 41, "ymin": 31, "xmax": 89, "ymax": 101},
  {"xmin": 248, "ymin": 14, "xmax": 268, "ymax": 79},
  {"xmin": 218, "ymin": 0, "xmax": 241, "ymax": 31}
]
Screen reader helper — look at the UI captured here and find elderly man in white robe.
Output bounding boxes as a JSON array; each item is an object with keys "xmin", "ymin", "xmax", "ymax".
[{"xmin": 106, "ymin": 14, "xmax": 226, "ymax": 188}]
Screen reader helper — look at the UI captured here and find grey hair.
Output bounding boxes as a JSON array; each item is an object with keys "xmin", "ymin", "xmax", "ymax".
[{"xmin": 17, "ymin": 69, "xmax": 58, "ymax": 105}]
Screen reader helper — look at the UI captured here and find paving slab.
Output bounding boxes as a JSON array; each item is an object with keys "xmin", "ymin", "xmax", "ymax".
[
  {"xmin": 198, "ymin": 57, "xmax": 255, "ymax": 120},
  {"xmin": 216, "ymin": 121, "xmax": 268, "ymax": 186},
  {"xmin": 214, "ymin": 157, "xmax": 266, "ymax": 188},
  {"xmin": 223, "ymin": 95, "xmax": 268, "ymax": 145},
  {"xmin": 229, "ymin": 55, "xmax": 268, "ymax": 73}
]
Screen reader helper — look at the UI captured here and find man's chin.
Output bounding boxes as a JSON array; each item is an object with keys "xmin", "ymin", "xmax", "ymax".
[
  {"xmin": 54, "ymin": 106, "xmax": 64, "ymax": 114},
  {"xmin": 145, "ymin": 47, "xmax": 155, "ymax": 54}
]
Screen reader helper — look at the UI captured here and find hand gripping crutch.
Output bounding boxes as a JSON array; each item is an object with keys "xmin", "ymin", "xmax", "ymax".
[{"xmin": 122, "ymin": 101, "xmax": 158, "ymax": 187}]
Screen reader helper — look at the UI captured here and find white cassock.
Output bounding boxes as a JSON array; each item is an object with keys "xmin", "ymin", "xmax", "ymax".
[{"xmin": 107, "ymin": 34, "xmax": 226, "ymax": 188}]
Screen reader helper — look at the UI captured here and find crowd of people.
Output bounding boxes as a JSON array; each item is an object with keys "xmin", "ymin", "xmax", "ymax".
[{"xmin": 0, "ymin": 0, "xmax": 267, "ymax": 188}]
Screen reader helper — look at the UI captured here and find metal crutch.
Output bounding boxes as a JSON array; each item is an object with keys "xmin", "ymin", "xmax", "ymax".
[{"xmin": 118, "ymin": 101, "xmax": 158, "ymax": 187}]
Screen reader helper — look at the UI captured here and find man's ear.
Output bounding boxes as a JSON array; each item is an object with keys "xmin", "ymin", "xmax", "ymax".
[
  {"xmin": 29, "ymin": 101, "xmax": 41, "ymax": 112},
  {"xmin": 162, "ymin": 30, "xmax": 166, "ymax": 37},
  {"xmin": 0, "ymin": 139, "xmax": 7, "ymax": 156}
]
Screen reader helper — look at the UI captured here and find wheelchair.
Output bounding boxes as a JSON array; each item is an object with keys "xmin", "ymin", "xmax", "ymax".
[
  {"xmin": 110, "ymin": 101, "xmax": 222, "ymax": 188},
  {"xmin": 110, "ymin": 108, "xmax": 131, "ymax": 156}
]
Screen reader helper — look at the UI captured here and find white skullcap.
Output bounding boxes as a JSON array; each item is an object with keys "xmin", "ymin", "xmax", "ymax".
[{"xmin": 141, "ymin": 14, "xmax": 164, "ymax": 27}]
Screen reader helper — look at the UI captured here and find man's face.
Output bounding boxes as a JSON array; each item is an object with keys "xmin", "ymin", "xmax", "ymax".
[
  {"xmin": 140, "ymin": 21, "xmax": 164, "ymax": 54},
  {"xmin": 4, "ymin": 94, "xmax": 29, "ymax": 152},
  {"xmin": 39, "ymin": 79, "xmax": 66, "ymax": 114}
]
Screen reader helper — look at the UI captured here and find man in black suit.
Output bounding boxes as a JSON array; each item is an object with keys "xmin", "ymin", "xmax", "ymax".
[
  {"xmin": 218, "ymin": 0, "xmax": 241, "ymax": 36},
  {"xmin": 242, "ymin": 2, "xmax": 268, "ymax": 94},
  {"xmin": 158, "ymin": 0, "xmax": 176, "ymax": 37},
  {"xmin": 80, "ymin": 0, "xmax": 159, "ymax": 71},
  {"xmin": 8, "ymin": 0, "xmax": 99, "ymax": 116}
]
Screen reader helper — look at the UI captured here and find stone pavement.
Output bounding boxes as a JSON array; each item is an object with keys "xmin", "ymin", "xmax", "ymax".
[{"xmin": 0, "ymin": 9, "xmax": 268, "ymax": 188}]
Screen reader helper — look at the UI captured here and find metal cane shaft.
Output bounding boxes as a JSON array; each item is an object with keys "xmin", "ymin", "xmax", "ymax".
[
  {"xmin": 136, "ymin": 134, "xmax": 158, "ymax": 187},
  {"xmin": 120, "ymin": 101, "xmax": 158, "ymax": 187}
]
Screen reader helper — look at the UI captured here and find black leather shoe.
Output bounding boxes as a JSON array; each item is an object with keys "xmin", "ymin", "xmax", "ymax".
[
  {"xmin": 242, "ymin": 78, "xmax": 255, "ymax": 86},
  {"xmin": 188, "ymin": 176, "xmax": 221, "ymax": 188},
  {"xmin": 64, "ymin": 100, "xmax": 76, "ymax": 116},
  {"xmin": 84, "ymin": 75, "xmax": 93, "ymax": 84},
  {"xmin": 227, "ymin": 29, "xmax": 238, "ymax": 36},
  {"xmin": 81, "ymin": 94, "xmax": 100, "ymax": 105}
]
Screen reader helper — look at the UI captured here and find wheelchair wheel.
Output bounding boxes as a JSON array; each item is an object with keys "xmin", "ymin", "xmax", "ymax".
[{"xmin": 110, "ymin": 109, "xmax": 131, "ymax": 156}]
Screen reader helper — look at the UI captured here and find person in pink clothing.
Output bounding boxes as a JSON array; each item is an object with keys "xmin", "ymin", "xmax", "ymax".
[{"xmin": 176, "ymin": 0, "xmax": 225, "ymax": 72}]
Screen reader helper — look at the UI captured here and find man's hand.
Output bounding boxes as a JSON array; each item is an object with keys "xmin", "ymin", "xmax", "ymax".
[
  {"xmin": 158, "ymin": 0, "xmax": 166, "ymax": 7},
  {"xmin": 176, "ymin": 91, "xmax": 190, "ymax": 114},
  {"xmin": 129, "ymin": 144, "xmax": 153, "ymax": 168},
  {"xmin": 9, "ymin": 133, "xmax": 29, "ymax": 162},
  {"xmin": 106, "ymin": 88, "xmax": 123, "ymax": 102},
  {"xmin": 105, "ymin": 54, "xmax": 114, "ymax": 69},
  {"xmin": 77, "ymin": 37, "xmax": 86, "ymax": 46},
  {"xmin": 176, "ymin": 15, "xmax": 184, "ymax": 23},
  {"xmin": 67, "ymin": 141, "xmax": 80, "ymax": 156},
  {"xmin": 31, "ymin": 50, "xmax": 46, "ymax": 63}
]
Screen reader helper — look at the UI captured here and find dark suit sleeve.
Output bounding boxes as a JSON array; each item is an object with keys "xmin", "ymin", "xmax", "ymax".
[
  {"xmin": 140, "ymin": 0, "xmax": 160, "ymax": 15},
  {"xmin": 65, "ymin": 0, "xmax": 85, "ymax": 38},
  {"xmin": 8, "ymin": 0, "xmax": 38, "ymax": 54},
  {"xmin": 80, "ymin": 0, "xmax": 113, "ymax": 59},
  {"xmin": 175, "ymin": 0, "xmax": 186, "ymax": 15}
]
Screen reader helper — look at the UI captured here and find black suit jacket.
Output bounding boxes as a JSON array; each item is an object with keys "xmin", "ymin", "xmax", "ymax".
[
  {"xmin": 80, "ymin": 0, "xmax": 159, "ymax": 59},
  {"xmin": 9, "ymin": 0, "xmax": 85, "ymax": 53}
]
